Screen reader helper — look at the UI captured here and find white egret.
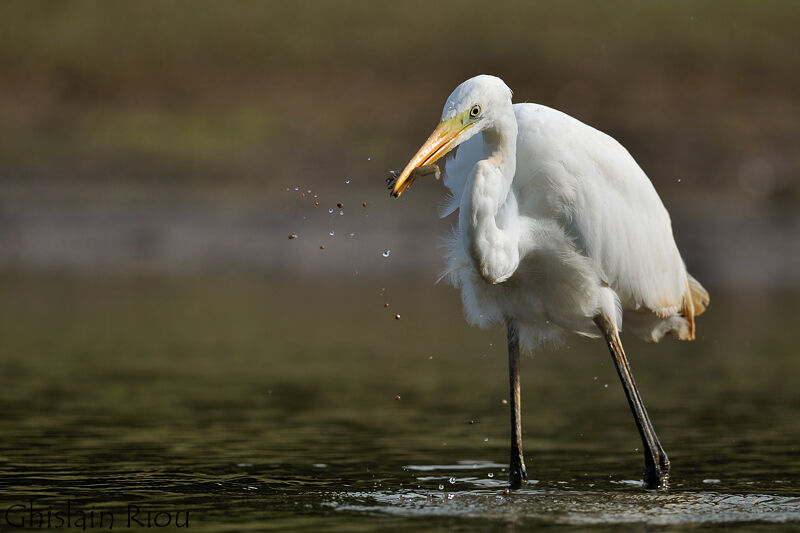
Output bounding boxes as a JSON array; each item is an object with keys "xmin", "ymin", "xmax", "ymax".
[{"xmin": 388, "ymin": 75, "xmax": 709, "ymax": 489}]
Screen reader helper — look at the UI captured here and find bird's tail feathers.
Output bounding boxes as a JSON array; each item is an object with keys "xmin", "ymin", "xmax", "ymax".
[
  {"xmin": 680, "ymin": 274, "xmax": 710, "ymax": 340},
  {"xmin": 688, "ymin": 274, "xmax": 710, "ymax": 316}
]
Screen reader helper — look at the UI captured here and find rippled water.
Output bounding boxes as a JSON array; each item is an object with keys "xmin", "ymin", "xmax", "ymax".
[{"xmin": 0, "ymin": 275, "xmax": 798, "ymax": 531}]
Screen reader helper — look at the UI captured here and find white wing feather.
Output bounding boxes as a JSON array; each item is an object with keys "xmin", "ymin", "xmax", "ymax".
[{"xmin": 511, "ymin": 103, "xmax": 689, "ymax": 316}]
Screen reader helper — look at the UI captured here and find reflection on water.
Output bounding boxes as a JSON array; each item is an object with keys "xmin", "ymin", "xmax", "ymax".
[{"xmin": 0, "ymin": 275, "xmax": 798, "ymax": 530}]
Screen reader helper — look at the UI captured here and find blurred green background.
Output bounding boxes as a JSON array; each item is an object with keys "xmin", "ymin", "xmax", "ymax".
[
  {"xmin": 0, "ymin": 0, "xmax": 797, "ymax": 282},
  {"xmin": 1, "ymin": 1, "xmax": 798, "ymax": 189}
]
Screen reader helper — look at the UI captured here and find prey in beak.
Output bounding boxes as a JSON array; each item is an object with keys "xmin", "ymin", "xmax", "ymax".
[
  {"xmin": 386, "ymin": 164, "xmax": 440, "ymax": 195},
  {"xmin": 389, "ymin": 117, "xmax": 475, "ymax": 198}
]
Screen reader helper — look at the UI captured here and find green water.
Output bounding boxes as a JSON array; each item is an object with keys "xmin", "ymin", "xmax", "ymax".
[{"xmin": 0, "ymin": 274, "xmax": 798, "ymax": 531}]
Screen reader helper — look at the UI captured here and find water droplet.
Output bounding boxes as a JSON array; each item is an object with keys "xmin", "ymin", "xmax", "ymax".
[
  {"xmin": 488, "ymin": 473, "xmax": 494, "ymax": 478},
  {"xmin": 367, "ymin": 157, "xmax": 371, "ymax": 161},
  {"xmin": 348, "ymin": 233, "xmax": 356, "ymax": 238},
  {"xmin": 394, "ymin": 314, "xmax": 401, "ymax": 320},
  {"xmin": 703, "ymin": 478, "xmax": 721, "ymax": 484},
  {"xmin": 483, "ymin": 437, "xmax": 489, "ymax": 442},
  {"xmin": 345, "ymin": 179, "xmax": 350, "ymax": 184},
  {"xmin": 285, "ymin": 187, "xmax": 290, "ymax": 192},
  {"xmin": 328, "ymin": 208, "xmax": 334, "ymax": 214},
  {"xmin": 593, "ymin": 376, "xmax": 598, "ymax": 381},
  {"xmin": 329, "ymin": 230, "xmax": 335, "ymax": 236},
  {"xmin": 603, "ymin": 383, "xmax": 608, "ymax": 388},
  {"xmin": 294, "ymin": 187, "xmax": 299, "ymax": 191},
  {"xmin": 438, "ymin": 484, "xmax": 444, "ymax": 490},
  {"xmin": 447, "ymin": 493, "xmax": 454, "ymax": 500},
  {"xmin": 382, "ymin": 250, "xmax": 391, "ymax": 257},
  {"xmin": 338, "ymin": 210, "xmax": 344, "ymax": 216},
  {"xmin": 395, "ymin": 394, "xmax": 401, "ymax": 401}
]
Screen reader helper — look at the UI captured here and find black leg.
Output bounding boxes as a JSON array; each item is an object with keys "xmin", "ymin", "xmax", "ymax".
[
  {"xmin": 594, "ymin": 315, "xmax": 670, "ymax": 489},
  {"xmin": 506, "ymin": 319, "xmax": 528, "ymax": 489}
]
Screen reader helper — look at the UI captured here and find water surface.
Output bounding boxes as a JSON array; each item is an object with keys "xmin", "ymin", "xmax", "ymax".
[{"xmin": 0, "ymin": 275, "xmax": 798, "ymax": 530}]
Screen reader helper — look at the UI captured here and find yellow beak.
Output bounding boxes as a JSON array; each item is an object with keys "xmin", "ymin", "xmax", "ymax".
[{"xmin": 391, "ymin": 117, "xmax": 474, "ymax": 198}]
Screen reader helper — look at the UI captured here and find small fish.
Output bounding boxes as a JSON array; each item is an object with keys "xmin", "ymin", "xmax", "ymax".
[{"xmin": 386, "ymin": 164, "xmax": 441, "ymax": 195}]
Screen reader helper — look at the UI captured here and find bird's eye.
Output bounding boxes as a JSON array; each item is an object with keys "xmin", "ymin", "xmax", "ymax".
[{"xmin": 470, "ymin": 105, "xmax": 481, "ymax": 118}]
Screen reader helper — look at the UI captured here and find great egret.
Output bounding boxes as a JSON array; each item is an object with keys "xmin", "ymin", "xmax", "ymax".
[{"xmin": 388, "ymin": 75, "xmax": 708, "ymax": 489}]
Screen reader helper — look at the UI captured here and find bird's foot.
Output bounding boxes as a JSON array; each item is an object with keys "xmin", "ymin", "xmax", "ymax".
[
  {"xmin": 642, "ymin": 452, "xmax": 670, "ymax": 489},
  {"xmin": 508, "ymin": 461, "xmax": 528, "ymax": 489}
]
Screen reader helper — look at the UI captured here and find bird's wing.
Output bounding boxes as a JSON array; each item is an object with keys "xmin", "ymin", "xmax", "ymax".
[{"xmin": 513, "ymin": 104, "xmax": 698, "ymax": 328}]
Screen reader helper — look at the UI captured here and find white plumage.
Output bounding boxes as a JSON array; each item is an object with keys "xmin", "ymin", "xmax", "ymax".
[
  {"xmin": 394, "ymin": 75, "xmax": 708, "ymax": 352},
  {"xmin": 389, "ymin": 75, "xmax": 708, "ymax": 488}
]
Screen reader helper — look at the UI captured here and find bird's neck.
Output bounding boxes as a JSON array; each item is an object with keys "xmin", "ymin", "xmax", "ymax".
[
  {"xmin": 458, "ymin": 110, "xmax": 520, "ymax": 279},
  {"xmin": 482, "ymin": 111, "xmax": 517, "ymax": 189},
  {"xmin": 466, "ymin": 110, "xmax": 517, "ymax": 213}
]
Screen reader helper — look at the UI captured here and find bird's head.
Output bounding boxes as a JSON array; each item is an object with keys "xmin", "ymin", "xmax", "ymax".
[{"xmin": 390, "ymin": 75, "xmax": 513, "ymax": 198}]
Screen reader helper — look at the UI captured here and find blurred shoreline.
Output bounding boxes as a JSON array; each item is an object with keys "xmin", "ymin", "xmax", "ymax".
[{"xmin": 1, "ymin": 183, "xmax": 797, "ymax": 288}]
